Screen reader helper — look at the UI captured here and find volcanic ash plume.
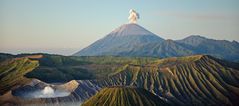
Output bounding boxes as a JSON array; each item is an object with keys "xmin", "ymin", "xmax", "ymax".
[{"xmin": 128, "ymin": 9, "xmax": 139, "ymax": 23}]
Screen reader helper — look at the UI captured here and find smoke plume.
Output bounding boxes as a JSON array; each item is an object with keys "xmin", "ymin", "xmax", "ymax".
[
  {"xmin": 128, "ymin": 9, "xmax": 139, "ymax": 23},
  {"xmin": 42, "ymin": 86, "xmax": 54, "ymax": 95}
]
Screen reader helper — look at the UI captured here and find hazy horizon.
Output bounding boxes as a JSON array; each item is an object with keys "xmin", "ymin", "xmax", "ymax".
[{"xmin": 1, "ymin": 0, "xmax": 239, "ymax": 55}]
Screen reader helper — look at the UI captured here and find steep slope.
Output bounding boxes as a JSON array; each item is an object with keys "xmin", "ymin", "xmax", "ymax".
[
  {"xmin": 123, "ymin": 39, "xmax": 194, "ymax": 57},
  {"xmin": 82, "ymin": 87, "xmax": 168, "ymax": 106},
  {"xmin": 0, "ymin": 53, "xmax": 158, "ymax": 83},
  {"xmin": 0, "ymin": 57, "xmax": 39, "ymax": 95},
  {"xmin": 25, "ymin": 54, "xmax": 158, "ymax": 83},
  {"xmin": 74, "ymin": 23, "xmax": 164, "ymax": 56},
  {"xmin": 80, "ymin": 55, "xmax": 239, "ymax": 105},
  {"xmin": 74, "ymin": 23, "xmax": 239, "ymax": 62},
  {"xmin": 1, "ymin": 54, "xmax": 239, "ymax": 105},
  {"xmin": 176, "ymin": 35, "xmax": 239, "ymax": 61},
  {"xmin": 0, "ymin": 79, "xmax": 83, "ymax": 106},
  {"xmin": 0, "ymin": 53, "xmax": 157, "ymax": 94}
]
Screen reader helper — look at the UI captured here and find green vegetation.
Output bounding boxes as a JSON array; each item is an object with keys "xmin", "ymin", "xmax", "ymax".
[
  {"xmin": 0, "ymin": 57, "xmax": 39, "ymax": 95},
  {"xmin": 25, "ymin": 54, "xmax": 158, "ymax": 83},
  {"xmin": 82, "ymin": 87, "xmax": 168, "ymax": 106},
  {"xmin": 90, "ymin": 55, "xmax": 239, "ymax": 105},
  {"xmin": 0, "ymin": 53, "xmax": 239, "ymax": 105}
]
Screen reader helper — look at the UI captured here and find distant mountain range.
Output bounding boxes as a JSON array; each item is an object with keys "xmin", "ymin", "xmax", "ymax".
[{"xmin": 74, "ymin": 23, "xmax": 239, "ymax": 62}]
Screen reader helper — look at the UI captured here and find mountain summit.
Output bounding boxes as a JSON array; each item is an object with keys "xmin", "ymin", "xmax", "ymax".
[
  {"xmin": 74, "ymin": 24, "xmax": 239, "ymax": 61},
  {"xmin": 74, "ymin": 23, "xmax": 164, "ymax": 56},
  {"xmin": 107, "ymin": 23, "xmax": 158, "ymax": 37}
]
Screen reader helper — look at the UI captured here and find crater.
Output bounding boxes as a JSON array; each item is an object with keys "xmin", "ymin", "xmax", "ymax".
[{"xmin": 12, "ymin": 79, "xmax": 78, "ymax": 99}]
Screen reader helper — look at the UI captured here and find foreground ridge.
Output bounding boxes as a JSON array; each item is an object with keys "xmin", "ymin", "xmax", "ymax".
[{"xmin": 82, "ymin": 87, "xmax": 169, "ymax": 106}]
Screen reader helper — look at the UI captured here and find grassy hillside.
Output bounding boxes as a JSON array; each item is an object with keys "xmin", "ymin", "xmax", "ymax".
[
  {"xmin": 0, "ymin": 54, "xmax": 158, "ymax": 94},
  {"xmin": 1, "ymin": 53, "xmax": 239, "ymax": 105},
  {"xmin": 0, "ymin": 57, "xmax": 39, "ymax": 95},
  {"xmin": 89, "ymin": 55, "xmax": 239, "ymax": 105},
  {"xmin": 24, "ymin": 54, "xmax": 158, "ymax": 82},
  {"xmin": 82, "ymin": 87, "xmax": 168, "ymax": 106}
]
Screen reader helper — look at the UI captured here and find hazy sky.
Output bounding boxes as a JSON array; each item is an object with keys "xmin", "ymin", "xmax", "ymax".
[{"xmin": 1, "ymin": 0, "xmax": 239, "ymax": 55}]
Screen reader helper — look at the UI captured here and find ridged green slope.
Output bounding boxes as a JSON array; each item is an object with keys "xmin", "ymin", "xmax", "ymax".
[
  {"xmin": 90, "ymin": 55, "xmax": 239, "ymax": 105},
  {"xmin": 24, "ymin": 54, "xmax": 157, "ymax": 83},
  {"xmin": 82, "ymin": 87, "xmax": 168, "ymax": 106},
  {"xmin": 0, "ymin": 58, "xmax": 39, "ymax": 95},
  {"xmin": 1, "ymin": 54, "xmax": 239, "ymax": 105}
]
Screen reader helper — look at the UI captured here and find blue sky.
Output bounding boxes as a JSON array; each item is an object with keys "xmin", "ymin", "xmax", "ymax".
[{"xmin": 1, "ymin": 0, "xmax": 239, "ymax": 55}]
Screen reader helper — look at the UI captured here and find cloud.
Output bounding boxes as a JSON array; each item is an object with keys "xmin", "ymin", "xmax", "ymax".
[{"xmin": 128, "ymin": 9, "xmax": 140, "ymax": 23}]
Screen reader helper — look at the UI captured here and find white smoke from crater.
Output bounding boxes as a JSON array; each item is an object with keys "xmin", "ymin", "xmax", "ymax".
[
  {"xmin": 128, "ymin": 9, "xmax": 139, "ymax": 23},
  {"xmin": 42, "ymin": 86, "xmax": 54, "ymax": 95}
]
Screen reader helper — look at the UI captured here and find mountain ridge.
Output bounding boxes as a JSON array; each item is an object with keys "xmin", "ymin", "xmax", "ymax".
[
  {"xmin": 74, "ymin": 24, "xmax": 164, "ymax": 56},
  {"xmin": 74, "ymin": 24, "xmax": 239, "ymax": 62},
  {"xmin": 82, "ymin": 87, "xmax": 169, "ymax": 106},
  {"xmin": 1, "ymin": 53, "xmax": 239, "ymax": 105},
  {"xmin": 85, "ymin": 54, "xmax": 239, "ymax": 105}
]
